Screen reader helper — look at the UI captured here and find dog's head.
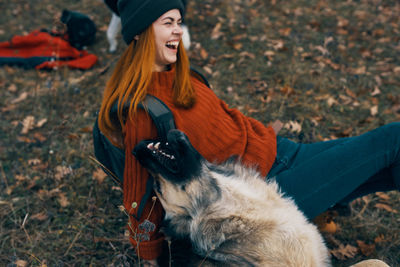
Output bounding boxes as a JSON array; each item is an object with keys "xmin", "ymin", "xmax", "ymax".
[{"xmin": 133, "ymin": 130, "xmax": 207, "ymax": 214}]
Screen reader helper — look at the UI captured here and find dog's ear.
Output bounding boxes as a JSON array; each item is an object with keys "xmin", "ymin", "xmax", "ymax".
[{"xmin": 168, "ymin": 130, "xmax": 202, "ymax": 160}]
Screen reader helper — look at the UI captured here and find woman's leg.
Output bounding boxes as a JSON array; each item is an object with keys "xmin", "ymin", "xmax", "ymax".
[{"xmin": 268, "ymin": 122, "xmax": 400, "ymax": 219}]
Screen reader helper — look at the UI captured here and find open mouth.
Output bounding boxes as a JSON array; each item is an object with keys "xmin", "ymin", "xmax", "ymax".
[
  {"xmin": 134, "ymin": 130, "xmax": 203, "ymax": 183},
  {"xmin": 146, "ymin": 141, "xmax": 180, "ymax": 174},
  {"xmin": 165, "ymin": 41, "xmax": 179, "ymax": 50}
]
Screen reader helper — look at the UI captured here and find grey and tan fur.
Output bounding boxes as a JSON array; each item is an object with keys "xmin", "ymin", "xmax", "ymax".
[{"xmin": 133, "ymin": 130, "xmax": 331, "ymax": 266}]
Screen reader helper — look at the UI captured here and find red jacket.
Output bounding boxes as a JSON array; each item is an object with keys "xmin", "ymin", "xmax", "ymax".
[{"xmin": 0, "ymin": 30, "xmax": 97, "ymax": 69}]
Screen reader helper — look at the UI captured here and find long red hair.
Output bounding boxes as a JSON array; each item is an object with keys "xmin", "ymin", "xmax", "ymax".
[{"xmin": 98, "ymin": 25, "xmax": 195, "ymax": 145}]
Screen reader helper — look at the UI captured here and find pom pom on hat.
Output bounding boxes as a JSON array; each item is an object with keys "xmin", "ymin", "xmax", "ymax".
[{"xmin": 118, "ymin": 0, "xmax": 186, "ymax": 44}]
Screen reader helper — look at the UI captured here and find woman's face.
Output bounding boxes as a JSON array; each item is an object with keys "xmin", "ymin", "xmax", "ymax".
[{"xmin": 152, "ymin": 9, "xmax": 183, "ymax": 72}]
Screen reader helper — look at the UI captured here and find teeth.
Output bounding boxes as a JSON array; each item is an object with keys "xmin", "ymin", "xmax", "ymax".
[
  {"xmin": 155, "ymin": 142, "xmax": 160, "ymax": 149},
  {"xmin": 147, "ymin": 141, "xmax": 176, "ymax": 160},
  {"xmin": 166, "ymin": 41, "xmax": 179, "ymax": 48}
]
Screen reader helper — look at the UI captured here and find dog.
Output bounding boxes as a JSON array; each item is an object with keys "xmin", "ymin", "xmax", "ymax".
[
  {"xmin": 104, "ymin": 0, "xmax": 191, "ymax": 53},
  {"xmin": 133, "ymin": 130, "xmax": 331, "ymax": 266}
]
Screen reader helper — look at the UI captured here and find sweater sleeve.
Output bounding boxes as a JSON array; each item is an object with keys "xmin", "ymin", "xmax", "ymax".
[{"xmin": 123, "ymin": 111, "xmax": 166, "ymax": 260}]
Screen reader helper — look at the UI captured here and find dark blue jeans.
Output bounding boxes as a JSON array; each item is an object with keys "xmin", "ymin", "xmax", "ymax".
[{"xmin": 267, "ymin": 122, "xmax": 400, "ymax": 219}]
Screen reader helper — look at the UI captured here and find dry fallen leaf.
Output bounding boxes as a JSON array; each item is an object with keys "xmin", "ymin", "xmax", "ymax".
[
  {"xmin": 330, "ymin": 244, "xmax": 358, "ymax": 260},
  {"xmin": 11, "ymin": 92, "xmax": 28, "ymax": 104},
  {"xmin": 79, "ymin": 126, "xmax": 93, "ymax": 133},
  {"xmin": 345, "ymin": 87, "xmax": 357, "ymax": 98},
  {"xmin": 8, "ymin": 83, "xmax": 17, "ymax": 92},
  {"xmin": 279, "ymin": 27, "xmax": 292, "ymax": 36},
  {"xmin": 28, "ymin": 158, "xmax": 42, "ymax": 166},
  {"xmin": 375, "ymin": 192, "xmax": 390, "ymax": 201},
  {"xmin": 93, "ymin": 168, "xmax": 107, "ymax": 184},
  {"xmin": 203, "ymin": 65, "xmax": 213, "ymax": 75},
  {"xmin": 68, "ymin": 133, "xmax": 80, "ymax": 140},
  {"xmin": 371, "ymin": 86, "xmax": 381, "ymax": 96},
  {"xmin": 36, "ymin": 118, "xmax": 48, "ymax": 128},
  {"xmin": 17, "ymin": 136, "xmax": 34, "ymax": 143},
  {"xmin": 356, "ymin": 240, "xmax": 376, "ymax": 256},
  {"xmin": 232, "ymin": 33, "xmax": 247, "ymax": 41},
  {"xmin": 21, "ymin": 115, "xmax": 35, "ymax": 134},
  {"xmin": 374, "ymin": 234, "xmax": 386, "ymax": 244},
  {"xmin": 375, "ymin": 203, "xmax": 398, "ymax": 213},
  {"xmin": 15, "ymin": 260, "xmax": 28, "ymax": 267},
  {"xmin": 15, "ymin": 175, "xmax": 27, "ymax": 181},
  {"xmin": 314, "ymin": 45, "xmax": 329, "ymax": 56},
  {"xmin": 280, "ymin": 85, "xmax": 295, "ymax": 96},
  {"xmin": 264, "ymin": 50, "xmax": 275, "ymax": 57},
  {"xmin": 33, "ymin": 132, "xmax": 47, "ymax": 142},
  {"xmin": 271, "ymin": 39, "xmax": 285, "ymax": 50},
  {"xmin": 239, "ymin": 51, "xmax": 255, "ymax": 59},
  {"xmin": 337, "ymin": 17, "xmax": 349, "ymax": 28},
  {"xmin": 370, "ymin": 105, "xmax": 378, "ymax": 116},
  {"xmin": 68, "ymin": 75, "xmax": 86, "ymax": 85},
  {"xmin": 233, "ymin": 43, "xmax": 243, "ymax": 50},
  {"xmin": 200, "ymin": 48, "xmax": 208, "ymax": 60},
  {"xmin": 40, "ymin": 260, "xmax": 48, "ymax": 267},
  {"xmin": 58, "ymin": 192, "xmax": 70, "ymax": 207},
  {"xmin": 54, "ymin": 166, "xmax": 72, "ymax": 181},
  {"xmin": 349, "ymin": 66, "xmax": 366, "ymax": 75},
  {"xmin": 211, "ymin": 22, "xmax": 223, "ymax": 40},
  {"xmin": 327, "ymin": 97, "xmax": 338, "ymax": 107},
  {"xmin": 1, "ymin": 103, "xmax": 17, "ymax": 112},
  {"xmin": 31, "ymin": 211, "xmax": 48, "ymax": 221}
]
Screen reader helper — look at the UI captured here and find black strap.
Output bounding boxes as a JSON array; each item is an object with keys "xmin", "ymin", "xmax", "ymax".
[
  {"xmin": 109, "ymin": 95, "xmax": 175, "ymax": 221},
  {"xmin": 132, "ymin": 175, "xmax": 154, "ymax": 221},
  {"xmin": 110, "ymin": 95, "xmax": 175, "ymax": 141},
  {"xmin": 190, "ymin": 67, "xmax": 211, "ymax": 88},
  {"xmin": 139, "ymin": 95, "xmax": 176, "ymax": 141}
]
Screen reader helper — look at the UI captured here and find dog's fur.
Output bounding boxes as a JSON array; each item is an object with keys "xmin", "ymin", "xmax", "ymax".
[{"xmin": 133, "ymin": 130, "xmax": 331, "ymax": 266}]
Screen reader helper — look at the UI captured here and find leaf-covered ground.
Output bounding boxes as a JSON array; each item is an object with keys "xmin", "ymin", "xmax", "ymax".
[{"xmin": 1, "ymin": 0, "xmax": 399, "ymax": 266}]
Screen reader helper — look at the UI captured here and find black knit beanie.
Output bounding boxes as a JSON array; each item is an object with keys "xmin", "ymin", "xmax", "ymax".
[
  {"xmin": 118, "ymin": 0, "xmax": 186, "ymax": 45},
  {"xmin": 105, "ymin": 0, "xmax": 119, "ymax": 15}
]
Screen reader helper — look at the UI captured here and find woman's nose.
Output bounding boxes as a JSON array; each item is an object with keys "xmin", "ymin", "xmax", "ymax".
[{"xmin": 173, "ymin": 24, "xmax": 183, "ymax": 35}]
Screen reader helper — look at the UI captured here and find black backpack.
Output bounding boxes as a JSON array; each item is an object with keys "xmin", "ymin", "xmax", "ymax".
[
  {"xmin": 92, "ymin": 69, "xmax": 209, "ymax": 220},
  {"xmin": 61, "ymin": 10, "xmax": 97, "ymax": 49}
]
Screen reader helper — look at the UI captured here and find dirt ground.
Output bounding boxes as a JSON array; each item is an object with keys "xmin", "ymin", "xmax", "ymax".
[{"xmin": 0, "ymin": 0, "xmax": 399, "ymax": 266}]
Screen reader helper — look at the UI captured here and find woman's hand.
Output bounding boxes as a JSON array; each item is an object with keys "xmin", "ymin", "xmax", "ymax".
[
  {"xmin": 270, "ymin": 119, "xmax": 283, "ymax": 135},
  {"xmin": 141, "ymin": 259, "xmax": 159, "ymax": 267}
]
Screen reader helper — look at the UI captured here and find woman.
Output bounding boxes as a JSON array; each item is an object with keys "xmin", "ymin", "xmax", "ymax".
[{"xmin": 97, "ymin": 0, "xmax": 400, "ymax": 265}]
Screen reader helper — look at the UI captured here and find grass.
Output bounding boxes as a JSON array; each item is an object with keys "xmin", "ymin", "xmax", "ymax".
[{"xmin": 0, "ymin": 0, "xmax": 399, "ymax": 266}]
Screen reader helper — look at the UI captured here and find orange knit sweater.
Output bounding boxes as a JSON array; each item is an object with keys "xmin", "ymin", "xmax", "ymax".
[{"xmin": 123, "ymin": 67, "xmax": 277, "ymax": 260}]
